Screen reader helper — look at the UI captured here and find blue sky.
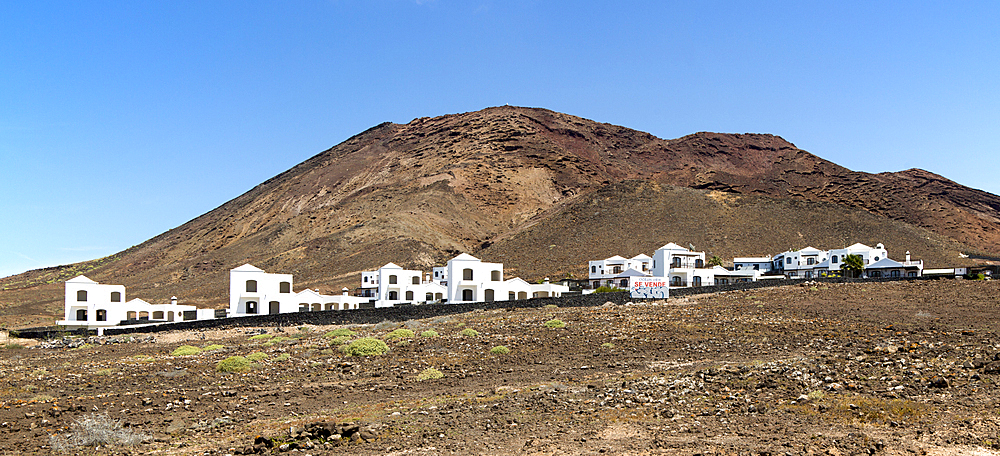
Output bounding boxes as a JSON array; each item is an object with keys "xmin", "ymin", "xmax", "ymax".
[{"xmin": 2, "ymin": 1, "xmax": 998, "ymax": 278}]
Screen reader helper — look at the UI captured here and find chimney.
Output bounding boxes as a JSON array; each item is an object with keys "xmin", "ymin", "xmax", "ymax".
[
  {"xmin": 170, "ymin": 296, "xmax": 177, "ymax": 306},
  {"xmin": 544, "ymin": 277, "xmax": 550, "ymax": 284},
  {"xmin": 905, "ymin": 251, "xmax": 911, "ymax": 263},
  {"xmin": 342, "ymin": 287, "xmax": 349, "ymax": 296}
]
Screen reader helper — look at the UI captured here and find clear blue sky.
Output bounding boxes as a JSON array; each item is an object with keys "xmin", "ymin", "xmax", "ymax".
[{"xmin": 2, "ymin": 1, "xmax": 998, "ymax": 278}]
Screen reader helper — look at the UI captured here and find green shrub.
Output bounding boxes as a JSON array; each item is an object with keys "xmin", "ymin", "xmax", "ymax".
[
  {"xmin": 216, "ymin": 356, "xmax": 252, "ymax": 373},
  {"xmin": 594, "ymin": 286, "xmax": 626, "ymax": 293},
  {"xmin": 420, "ymin": 330, "xmax": 439, "ymax": 338},
  {"xmin": 249, "ymin": 334, "xmax": 274, "ymax": 341},
  {"xmin": 2, "ymin": 343, "xmax": 24, "ymax": 350},
  {"xmin": 601, "ymin": 342, "xmax": 615, "ymax": 349},
  {"xmin": 274, "ymin": 353, "xmax": 290, "ymax": 362},
  {"xmin": 459, "ymin": 328, "xmax": 479, "ymax": 337},
  {"xmin": 95, "ymin": 368, "xmax": 113, "ymax": 376},
  {"xmin": 544, "ymin": 319, "xmax": 566, "ymax": 328},
  {"xmin": 341, "ymin": 337, "xmax": 389, "ymax": 356},
  {"xmin": 416, "ymin": 368, "xmax": 444, "ymax": 381},
  {"xmin": 490, "ymin": 346, "xmax": 510, "ymax": 355},
  {"xmin": 385, "ymin": 329, "xmax": 415, "ymax": 340},
  {"xmin": 325, "ymin": 328, "xmax": 356, "ymax": 338},
  {"xmin": 330, "ymin": 335, "xmax": 352, "ymax": 346},
  {"xmin": 544, "ymin": 304, "xmax": 558, "ymax": 308},
  {"xmin": 246, "ymin": 352, "xmax": 268, "ymax": 362},
  {"xmin": 171, "ymin": 345, "xmax": 203, "ymax": 356},
  {"xmin": 202, "ymin": 344, "xmax": 224, "ymax": 351}
]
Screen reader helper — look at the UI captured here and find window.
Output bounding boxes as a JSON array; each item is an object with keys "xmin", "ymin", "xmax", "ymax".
[
  {"xmin": 620, "ymin": 279, "xmax": 628, "ymax": 287},
  {"xmin": 831, "ymin": 255, "xmax": 838, "ymax": 264},
  {"xmin": 670, "ymin": 276, "xmax": 682, "ymax": 286},
  {"xmin": 753, "ymin": 264, "xmax": 759, "ymax": 270},
  {"xmin": 435, "ymin": 293, "xmax": 443, "ymax": 300},
  {"xmin": 874, "ymin": 256, "xmax": 880, "ymax": 262},
  {"xmin": 389, "ymin": 275, "xmax": 397, "ymax": 284},
  {"xmin": 807, "ymin": 258, "xmax": 815, "ymax": 265},
  {"xmin": 718, "ymin": 278, "xmax": 729, "ymax": 285},
  {"xmin": 612, "ymin": 266, "xmax": 621, "ymax": 274},
  {"xmin": 786, "ymin": 258, "xmax": 792, "ymax": 265},
  {"xmin": 364, "ymin": 276, "xmax": 368, "ymax": 283},
  {"xmin": 672, "ymin": 257, "xmax": 681, "ymax": 267},
  {"xmin": 890, "ymin": 270, "xmax": 900, "ymax": 278},
  {"xmin": 153, "ymin": 311, "xmax": 164, "ymax": 320},
  {"xmin": 695, "ymin": 259, "xmax": 704, "ymax": 268},
  {"xmin": 299, "ymin": 303, "xmax": 308, "ymax": 312},
  {"xmin": 693, "ymin": 276, "xmax": 702, "ymax": 286},
  {"xmin": 110, "ymin": 291, "xmax": 121, "ymax": 302},
  {"xmin": 491, "ymin": 270, "xmax": 501, "ymax": 281},
  {"xmin": 907, "ymin": 271, "xmax": 917, "ymax": 277},
  {"xmin": 593, "ymin": 281, "xmax": 600, "ymax": 289},
  {"xmin": 96, "ymin": 309, "xmax": 107, "ymax": 321},
  {"xmin": 509, "ymin": 292, "xmax": 516, "ymax": 300},
  {"xmin": 246, "ymin": 280, "xmax": 257, "ymax": 292},
  {"xmin": 462, "ymin": 289, "xmax": 474, "ymax": 301},
  {"xmin": 463, "ymin": 269, "xmax": 473, "ymax": 280},
  {"xmin": 138, "ymin": 311, "xmax": 149, "ymax": 320},
  {"xmin": 485, "ymin": 289, "xmax": 494, "ymax": 301},
  {"xmin": 405, "ymin": 291, "xmax": 414, "ymax": 301},
  {"xmin": 591, "ymin": 266, "xmax": 596, "ymax": 273},
  {"xmin": 388, "ymin": 291, "xmax": 398, "ymax": 300},
  {"xmin": 412, "ymin": 276, "xmax": 420, "ymax": 285},
  {"xmin": 269, "ymin": 301, "xmax": 280, "ymax": 314},
  {"xmin": 426, "ymin": 293, "xmax": 434, "ymax": 301},
  {"xmin": 280, "ymin": 282, "xmax": 291, "ymax": 293},
  {"xmin": 246, "ymin": 301, "xmax": 258, "ymax": 314},
  {"xmin": 76, "ymin": 309, "xmax": 87, "ymax": 321},
  {"xmin": 127, "ymin": 311, "xmax": 136, "ymax": 320},
  {"xmin": 77, "ymin": 290, "xmax": 87, "ymax": 302},
  {"xmin": 518, "ymin": 291, "xmax": 528, "ymax": 300}
]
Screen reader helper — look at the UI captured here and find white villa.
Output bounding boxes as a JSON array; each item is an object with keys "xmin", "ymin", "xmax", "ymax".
[
  {"xmin": 771, "ymin": 243, "xmax": 923, "ymax": 279},
  {"xmin": 590, "ymin": 243, "xmax": 740, "ymax": 289},
  {"xmin": 58, "ymin": 275, "xmax": 216, "ymax": 330},
  {"xmin": 229, "ymin": 264, "xmax": 369, "ymax": 317}
]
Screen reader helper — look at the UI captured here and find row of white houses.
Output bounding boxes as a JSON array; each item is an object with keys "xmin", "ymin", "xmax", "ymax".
[
  {"xmin": 60, "ymin": 253, "xmax": 570, "ymax": 328},
  {"xmin": 588, "ymin": 242, "xmax": 925, "ymax": 290}
]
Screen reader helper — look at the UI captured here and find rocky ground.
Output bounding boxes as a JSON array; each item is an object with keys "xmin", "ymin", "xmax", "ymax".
[{"xmin": 2, "ymin": 279, "xmax": 1000, "ymax": 455}]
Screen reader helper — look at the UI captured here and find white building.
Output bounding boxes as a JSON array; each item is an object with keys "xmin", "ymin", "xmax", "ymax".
[
  {"xmin": 291, "ymin": 288, "xmax": 369, "ymax": 312},
  {"xmin": 229, "ymin": 264, "xmax": 294, "ymax": 316},
  {"xmin": 58, "ymin": 275, "xmax": 214, "ymax": 330},
  {"xmin": 651, "ymin": 243, "xmax": 706, "ymax": 277},
  {"xmin": 772, "ymin": 243, "xmax": 893, "ymax": 279},
  {"xmin": 446, "ymin": 253, "xmax": 507, "ymax": 303},
  {"xmin": 734, "ymin": 257, "xmax": 773, "ymax": 274}
]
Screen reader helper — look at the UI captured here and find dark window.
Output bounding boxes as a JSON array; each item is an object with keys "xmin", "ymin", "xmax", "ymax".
[
  {"xmin": 693, "ymin": 276, "xmax": 702, "ymax": 286},
  {"xmin": 110, "ymin": 291, "xmax": 121, "ymax": 302},
  {"xmin": 77, "ymin": 290, "xmax": 87, "ymax": 302},
  {"xmin": 619, "ymin": 279, "xmax": 628, "ymax": 287},
  {"xmin": 831, "ymin": 255, "xmax": 839, "ymax": 264},
  {"xmin": 672, "ymin": 257, "xmax": 681, "ymax": 267},
  {"xmin": 807, "ymin": 258, "xmax": 815, "ymax": 265},
  {"xmin": 412, "ymin": 276, "xmax": 420, "ymax": 285},
  {"xmin": 491, "ymin": 270, "xmax": 501, "ymax": 281},
  {"xmin": 279, "ymin": 282, "xmax": 291, "ymax": 293},
  {"xmin": 405, "ymin": 291, "xmax": 414, "ymax": 300},
  {"xmin": 389, "ymin": 275, "xmax": 397, "ymax": 284},
  {"xmin": 388, "ymin": 291, "xmax": 398, "ymax": 300},
  {"xmin": 485, "ymin": 289, "xmax": 494, "ymax": 302},
  {"xmin": 246, "ymin": 301, "xmax": 258, "ymax": 314},
  {"xmin": 786, "ymin": 258, "xmax": 792, "ymax": 265},
  {"xmin": 246, "ymin": 280, "xmax": 257, "ymax": 292},
  {"xmin": 593, "ymin": 281, "xmax": 600, "ymax": 289},
  {"xmin": 462, "ymin": 289, "xmax": 474, "ymax": 301},
  {"xmin": 753, "ymin": 264, "xmax": 759, "ymax": 270},
  {"xmin": 591, "ymin": 266, "xmax": 596, "ymax": 273},
  {"xmin": 463, "ymin": 269, "xmax": 473, "ymax": 280},
  {"xmin": 96, "ymin": 309, "xmax": 107, "ymax": 321},
  {"xmin": 670, "ymin": 276, "xmax": 682, "ymax": 286},
  {"xmin": 76, "ymin": 309, "xmax": 87, "ymax": 321},
  {"xmin": 695, "ymin": 259, "xmax": 704, "ymax": 268},
  {"xmin": 269, "ymin": 301, "xmax": 280, "ymax": 314},
  {"xmin": 426, "ymin": 293, "xmax": 433, "ymax": 301}
]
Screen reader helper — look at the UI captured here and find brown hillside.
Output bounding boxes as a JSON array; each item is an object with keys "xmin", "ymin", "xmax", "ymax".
[{"xmin": 1, "ymin": 106, "xmax": 994, "ymax": 328}]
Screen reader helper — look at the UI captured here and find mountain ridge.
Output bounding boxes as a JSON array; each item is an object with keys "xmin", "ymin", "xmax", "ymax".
[{"xmin": 1, "ymin": 106, "xmax": 995, "ymax": 327}]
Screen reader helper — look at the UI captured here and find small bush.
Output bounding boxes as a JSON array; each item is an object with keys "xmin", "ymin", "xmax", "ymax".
[
  {"xmin": 544, "ymin": 304, "xmax": 558, "ymax": 308},
  {"xmin": 459, "ymin": 328, "xmax": 479, "ymax": 337},
  {"xmin": 48, "ymin": 412, "xmax": 149, "ymax": 452},
  {"xmin": 544, "ymin": 319, "xmax": 566, "ymax": 328},
  {"xmin": 601, "ymin": 342, "xmax": 615, "ymax": 349},
  {"xmin": 325, "ymin": 328, "xmax": 356, "ymax": 338},
  {"xmin": 202, "ymin": 344, "xmax": 224, "ymax": 351},
  {"xmin": 2, "ymin": 343, "xmax": 25, "ymax": 349},
  {"xmin": 330, "ymin": 335, "xmax": 352, "ymax": 346},
  {"xmin": 416, "ymin": 368, "xmax": 444, "ymax": 381},
  {"xmin": 490, "ymin": 346, "xmax": 510, "ymax": 355},
  {"xmin": 95, "ymin": 368, "xmax": 113, "ymax": 376},
  {"xmin": 30, "ymin": 368, "xmax": 48, "ymax": 377},
  {"xmin": 249, "ymin": 334, "xmax": 274, "ymax": 341},
  {"xmin": 171, "ymin": 345, "xmax": 203, "ymax": 356},
  {"xmin": 216, "ymin": 356, "xmax": 252, "ymax": 373},
  {"xmin": 420, "ymin": 330, "xmax": 439, "ymax": 338},
  {"xmin": 385, "ymin": 329, "xmax": 415, "ymax": 340},
  {"xmin": 31, "ymin": 394, "xmax": 55, "ymax": 402},
  {"xmin": 246, "ymin": 352, "xmax": 268, "ymax": 362},
  {"xmin": 594, "ymin": 286, "xmax": 626, "ymax": 293},
  {"xmin": 341, "ymin": 337, "xmax": 390, "ymax": 356},
  {"xmin": 274, "ymin": 353, "xmax": 290, "ymax": 362}
]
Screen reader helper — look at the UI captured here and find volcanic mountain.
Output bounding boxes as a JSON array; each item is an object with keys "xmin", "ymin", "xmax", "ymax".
[{"xmin": 2, "ymin": 106, "xmax": 997, "ymax": 327}]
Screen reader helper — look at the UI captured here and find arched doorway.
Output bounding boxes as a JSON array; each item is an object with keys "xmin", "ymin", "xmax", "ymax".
[
  {"xmin": 76, "ymin": 309, "xmax": 87, "ymax": 321},
  {"xmin": 269, "ymin": 301, "xmax": 280, "ymax": 314},
  {"xmin": 462, "ymin": 289, "xmax": 474, "ymax": 301}
]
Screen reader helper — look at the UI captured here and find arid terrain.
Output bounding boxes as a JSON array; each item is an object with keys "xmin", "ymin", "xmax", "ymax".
[{"xmin": 3, "ymin": 279, "xmax": 1000, "ymax": 455}]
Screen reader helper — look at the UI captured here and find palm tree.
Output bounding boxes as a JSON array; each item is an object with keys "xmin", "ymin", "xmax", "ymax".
[
  {"xmin": 841, "ymin": 254, "xmax": 865, "ymax": 279},
  {"xmin": 706, "ymin": 255, "xmax": 724, "ymax": 267}
]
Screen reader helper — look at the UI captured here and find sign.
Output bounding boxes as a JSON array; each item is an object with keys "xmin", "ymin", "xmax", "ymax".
[{"xmin": 629, "ymin": 277, "xmax": 669, "ymax": 299}]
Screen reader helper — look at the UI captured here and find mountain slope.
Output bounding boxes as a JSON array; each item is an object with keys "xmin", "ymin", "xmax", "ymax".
[{"xmin": 1, "ymin": 106, "xmax": 996, "ymax": 327}]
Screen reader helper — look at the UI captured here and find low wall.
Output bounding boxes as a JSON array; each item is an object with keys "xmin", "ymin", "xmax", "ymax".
[{"xmin": 99, "ymin": 275, "xmax": 950, "ymax": 337}]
